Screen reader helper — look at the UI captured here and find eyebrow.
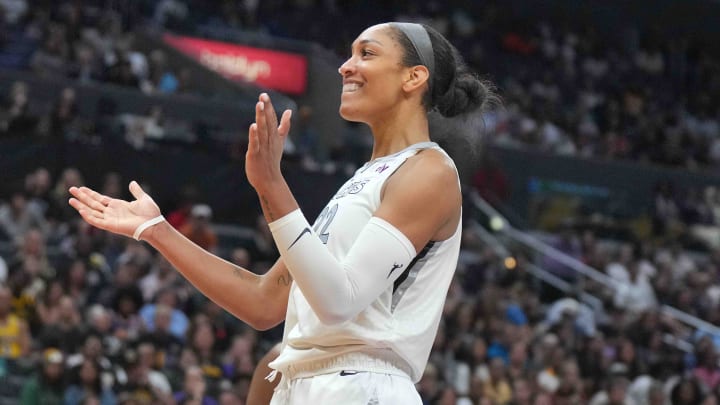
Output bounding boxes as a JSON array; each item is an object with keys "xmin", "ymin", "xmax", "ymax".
[{"xmin": 352, "ymin": 38, "xmax": 384, "ymax": 48}]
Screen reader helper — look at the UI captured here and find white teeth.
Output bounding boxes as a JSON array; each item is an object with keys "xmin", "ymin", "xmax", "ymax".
[{"xmin": 343, "ymin": 83, "xmax": 360, "ymax": 92}]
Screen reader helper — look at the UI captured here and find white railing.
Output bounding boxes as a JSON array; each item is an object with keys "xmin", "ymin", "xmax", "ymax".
[{"xmin": 469, "ymin": 190, "xmax": 719, "ymax": 345}]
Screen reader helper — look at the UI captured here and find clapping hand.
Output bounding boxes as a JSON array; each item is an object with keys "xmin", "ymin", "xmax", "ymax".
[
  {"xmin": 245, "ymin": 93, "xmax": 293, "ymax": 192},
  {"xmin": 68, "ymin": 180, "xmax": 162, "ymax": 240}
]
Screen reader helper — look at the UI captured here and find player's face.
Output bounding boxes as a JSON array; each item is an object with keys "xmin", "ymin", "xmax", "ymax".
[{"xmin": 338, "ymin": 24, "xmax": 408, "ymax": 124}]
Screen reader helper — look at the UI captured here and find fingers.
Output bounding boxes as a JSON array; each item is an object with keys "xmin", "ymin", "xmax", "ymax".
[
  {"xmin": 251, "ymin": 93, "xmax": 292, "ymax": 152},
  {"xmin": 248, "ymin": 123, "xmax": 259, "ymax": 153},
  {"xmin": 260, "ymin": 93, "xmax": 279, "ymax": 130},
  {"xmin": 69, "ymin": 186, "xmax": 110, "ymax": 212},
  {"xmin": 278, "ymin": 109, "xmax": 293, "ymax": 138},
  {"xmin": 68, "ymin": 197, "xmax": 106, "ymax": 224},
  {"xmin": 129, "ymin": 180, "xmax": 146, "ymax": 200},
  {"xmin": 255, "ymin": 99, "xmax": 268, "ymax": 146}
]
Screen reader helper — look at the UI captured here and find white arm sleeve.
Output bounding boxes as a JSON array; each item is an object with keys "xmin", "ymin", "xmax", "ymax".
[{"xmin": 268, "ymin": 209, "xmax": 417, "ymax": 325}]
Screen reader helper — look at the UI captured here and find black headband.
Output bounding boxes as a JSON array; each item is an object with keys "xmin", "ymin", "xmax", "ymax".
[{"xmin": 393, "ymin": 22, "xmax": 434, "ymax": 93}]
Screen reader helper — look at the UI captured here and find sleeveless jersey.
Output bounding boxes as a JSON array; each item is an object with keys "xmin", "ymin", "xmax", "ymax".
[
  {"xmin": 0, "ymin": 313, "xmax": 23, "ymax": 358},
  {"xmin": 270, "ymin": 141, "xmax": 462, "ymax": 382}
]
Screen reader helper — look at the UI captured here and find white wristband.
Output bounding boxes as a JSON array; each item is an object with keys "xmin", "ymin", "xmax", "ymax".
[{"xmin": 133, "ymin": 215, "xmax": 165, "ymax": 241}]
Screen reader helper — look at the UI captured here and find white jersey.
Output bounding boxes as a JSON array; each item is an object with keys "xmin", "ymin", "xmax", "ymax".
[{"xmin": 269, "ymin": 141, "xmax": 462, "ymax": 383}]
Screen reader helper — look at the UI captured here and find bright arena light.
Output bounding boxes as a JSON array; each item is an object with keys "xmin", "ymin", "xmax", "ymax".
[{"xmin": 489, "ymin": 216, "xmax": 505, "ymax": 231}]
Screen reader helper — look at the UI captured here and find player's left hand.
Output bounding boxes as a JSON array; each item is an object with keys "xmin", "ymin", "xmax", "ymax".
[{"xmin": 245, "ymin": 93, "xmax": 293, "ymax": 193}]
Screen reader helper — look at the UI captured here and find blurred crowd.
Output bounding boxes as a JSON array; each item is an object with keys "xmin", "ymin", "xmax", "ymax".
[
  {"xmin": 160, "ymin": 0, "xmax": 720, "ymax": 171},
  {"xmin": 0, "ymin": 1, "xmax": 718, "ymax": 171},
  {"xmin": 1, "ymin": 0, "xmax": 193, "ymax": 95},
  {"xmin": 0, "ymin": 1, "xmax": 719, "ymax": 405},
  {"xmin": 2, "ymin": 164, "xmax": 720, "ymax": 405}
]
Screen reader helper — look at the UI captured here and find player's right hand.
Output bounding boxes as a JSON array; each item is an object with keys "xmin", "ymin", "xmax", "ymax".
[{"xmin": 68, "ymin": 180, "xmax": 161, "ymax": 239}]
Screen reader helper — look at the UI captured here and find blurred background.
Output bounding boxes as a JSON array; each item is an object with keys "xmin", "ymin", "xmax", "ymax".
[{"xmin": 1, "ymin": 0, "xmax": 720, "ymax": 404}]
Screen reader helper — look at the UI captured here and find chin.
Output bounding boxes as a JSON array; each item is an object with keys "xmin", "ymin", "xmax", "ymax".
[{"xmin": 339, "ymin": 104, "xmax": 363, "ymax": 123}]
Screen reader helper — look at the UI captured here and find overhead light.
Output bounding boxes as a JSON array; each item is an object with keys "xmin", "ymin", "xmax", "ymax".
[{"xmin": 490, "ymin": 216, "xmax": 505, "ymax": 231}]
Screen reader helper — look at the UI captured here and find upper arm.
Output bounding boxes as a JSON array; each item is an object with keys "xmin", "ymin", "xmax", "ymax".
[
  {"xmin": 256, "ymin": 258, "xmax": 293, "ymax": 330},
  {"xmin": 373, "ymin": 150, "xmax": 461, "ymax": 252}
]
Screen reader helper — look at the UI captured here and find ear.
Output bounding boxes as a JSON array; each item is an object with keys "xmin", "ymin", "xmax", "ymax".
[{"xmin": 402, "ymin": 65, "xmax": 430, "ymax": 93}]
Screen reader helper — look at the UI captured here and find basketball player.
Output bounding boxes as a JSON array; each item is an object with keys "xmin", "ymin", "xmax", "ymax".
[{"xmin": 68, "ymin": 22, "xmax": 495, "ymax": 403}]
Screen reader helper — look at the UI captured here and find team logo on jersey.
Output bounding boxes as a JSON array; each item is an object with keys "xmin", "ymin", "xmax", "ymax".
[
  {"xmin": 332, "ymin": 179, "xmax": 370, "ymax": 199},
  {"xmin": 375, "ymin": 163, "xmax": 390, "ymax": 173}
]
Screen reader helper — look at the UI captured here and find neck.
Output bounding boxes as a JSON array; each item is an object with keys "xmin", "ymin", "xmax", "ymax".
[{"xmin": 368, "ymin": 102, "xmax": 430, "ymax": 160}]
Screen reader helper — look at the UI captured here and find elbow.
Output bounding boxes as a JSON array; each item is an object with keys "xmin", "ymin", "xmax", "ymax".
[
  {"xmin": 248, "ymin": 312, "xmax": 285, "ymax": 331},
  {"xmin": 242, "ymin": 302, "xmax": 286, "ymax": 331}
]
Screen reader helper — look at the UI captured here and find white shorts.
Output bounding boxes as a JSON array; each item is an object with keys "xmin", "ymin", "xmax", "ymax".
[{"xmin": 269, "ymin": 370, "xmax": 422, "ymax": 405}]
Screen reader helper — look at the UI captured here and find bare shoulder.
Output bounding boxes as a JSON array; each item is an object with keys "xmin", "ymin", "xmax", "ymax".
[
  {"xmin": 376, "ymin": 147, "xmax": 461, "ymax": 250},
  {"xmin": 386, "ymin": 147, "xmax": 459, "ymax": 195}
]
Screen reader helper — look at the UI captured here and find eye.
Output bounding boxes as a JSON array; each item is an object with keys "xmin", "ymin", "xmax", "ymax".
[{"xmin": 360, "ymin": 48, "xmax": 374, "ymax": 57}]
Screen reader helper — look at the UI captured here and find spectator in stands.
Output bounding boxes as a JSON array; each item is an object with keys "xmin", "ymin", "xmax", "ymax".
[
  {"xmin": 29, "ymin": 24, "xmax": 68, "ymax": 78},
  {"xmin": 137, "ymin": 342, "xmax": 173, "ymax": 395},
  {"xmin": 139, "ymin": 255, "xmax": 180, "ymax": 302},
  {"xmin": 51, "ymin": 167, "xmax": 84, "ymax": 221},
  {"xmin": 670, "ymin": 377, "xmax": 705, "ymax": 405},
  {"xmin": 37, "ymin": 295, "xmax": 85, "ymax": 354},
  {"xmin": 106, "ymin": 56, "xmax": 140, "ymax": 89},
  {"xmin": 188, "ymin": 317, "xmax": 223, "ymax": 394},
  {"xmin": 545, "ymin": 296, "xmax": 597, "ymax": 338},
  {"xmin": 173, "ymin": 365, "xmax": 218, "ymax": 405},
  {"xmin": 139, "ymin": 303, "xmax": 184, "ymax": 370},
  {"xmin": 652, "ymin": 180, "xmax": 680, "ymax": 237},
  {"xmin": 7, "ymin": 227, "xmax": 54, "ymax": 291},
  {"xmin": 292, "ymin": 105, "xmax": 322, "ymax": 171},
  {"xmin": 68, "ymin": 44, "xmax": 102, "ymax": 84},
  {"xmin": 218, "ymin": 389, "xmax": 243, "ymax": 405},
  {"xmin": 0, "ymin": 80, "xmax": 38, "ymax": 137},
  {"xmin": 472, "ymin": 154, "xmax": 510, "ymax": 204},
  {"xmin": 246, "ymin": 214, "xmax": 278, "ymax": 267},
  {"xmin": 612, "ymin": 260, "xmax": 657, "ymax": 314},
  {"xmin": 63, "ymin": 258, "xmax": 90, "ymax": 306},
  {"xmin": 588, "ymin": 376, "xmax": 636, "ymax": 405},
  {"xmin": 24, "ymin": 167, "xmax": 59, "ymax": 221},
  {"xmin": 46, "ymin": 86, "xmax": 80, "ymax": 140},
  {"xmin": 508, "ymin": 376, "xmax": 533, "ymax": 405},
  {"xmin": 139, "ymin": 287, "xmax": 189, "ymax": 341},
  {"xmin": 0, "ymin": 283, "xmax": 29, "ymax": 359},
  {"xmin": 20, "ymin": 347, "xmax": 65, "ymax": 405},
  {"xmin": 220, "ymin": 332, "xmax": 256, "ymax": 385},
  {"xmin": 34, "ymin": 277, "xmax": 63, "ymax": 325},
  {"xmin": 63, "ymin": 358, "xmax": 117, "ymax": 405},
  {"xmin": 179, "ymin": 204, "xmax": 218, "ymax": 253},
  {"xmin": 0, "ymin": 187, "xmax": 48, "ymax": 243},
  {"xmin": 0, "ymin": 0, "xmax": 28, "ymax": 25},
  {"xmin": 481, "ymin": 356, "xmax": 513, "ymax": 404},
  {"xmin": 116, "ymin": 346, "xmax": 172, "ymax": 405},
  {"xmin": 197, "ymin": 299, "xmax": 242, "ymax": 354},
  {"xmin": 166, "ymin": 185, "xmax": 198, "ymax": 230},
  {"xmin": 693, "ymin": 338, "xmax": 720, "ymax": 392}
]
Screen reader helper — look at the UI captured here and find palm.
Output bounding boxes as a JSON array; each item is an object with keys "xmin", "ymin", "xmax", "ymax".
[
  {"xmin": 69, "ymin": 181, "xmax": 161, "ymax": 239},
  {"xmin": 245, "ymin": 93, "xmax": 292, "ymax": 191}
]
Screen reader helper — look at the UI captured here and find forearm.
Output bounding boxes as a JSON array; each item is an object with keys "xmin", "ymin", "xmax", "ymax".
[
  {"xmin": 269, "ymin": 210, "xmax": 416, "ymax": 325},
  {"xmin": 144, "ymin": 221, "xmax": 283, "ymax": 329},
  {"xmin": 255, "ymin": 179, "xmax": 299, "ymax": 223}
]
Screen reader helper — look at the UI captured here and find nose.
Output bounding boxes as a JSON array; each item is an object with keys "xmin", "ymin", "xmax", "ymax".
[{"xmin": 338, "ymin": 56, "xmax": 355, "ymax": 77}]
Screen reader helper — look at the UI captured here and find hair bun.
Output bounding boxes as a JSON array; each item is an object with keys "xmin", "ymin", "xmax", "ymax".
[{"xmin": 436, "ymin": 71, "xmax": 495, "ymax": 118}]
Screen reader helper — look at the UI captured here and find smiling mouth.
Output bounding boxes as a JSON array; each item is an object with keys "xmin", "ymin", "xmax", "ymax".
[{"xmin": 342, "ymin": 83, "xmax": 361, "ymax": 92}]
